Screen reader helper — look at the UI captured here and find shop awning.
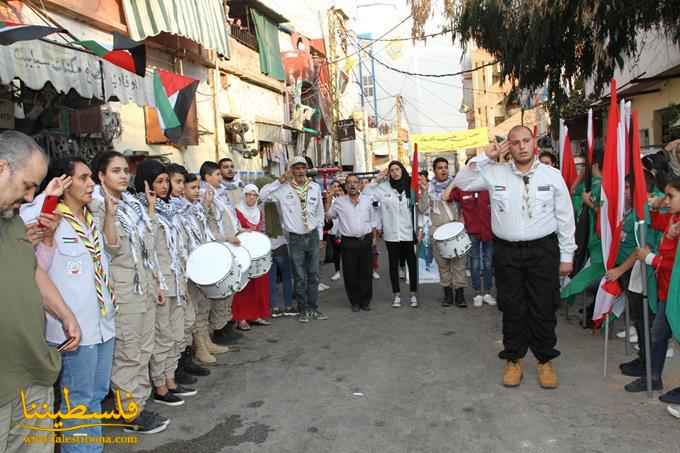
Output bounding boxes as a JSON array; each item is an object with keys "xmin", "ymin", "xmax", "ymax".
[
  {"xmin": 122, "ymin": 0, "xmax": 231, "ymax": 58},
  {"xmin": 0, "ymin": 40, "xmax": 149, "ymax": 107}
]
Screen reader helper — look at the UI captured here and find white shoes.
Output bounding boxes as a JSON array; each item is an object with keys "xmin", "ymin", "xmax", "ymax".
[
  {"xmin": 668, "ymin": 405, "xmax": 680, "ymax": 419},
  {"xmin": 330, "ymin": 271, "xmax": 341, "ymax": 281},
  {"xmin": 473, "ymin": 295, "xmax": 484, "ymax": 307},
  {"xmin": 318, "ymin": 283, "xmax": 330, "ymax": 292},
  {"xmin": 392, "ymin": 295, "xmax": 401, "ymax": 308},
  {"xmin": 372, "ymin": 271, "xmax": 380, "ymax": 280},
  {"xmin": 483, "ymin": 294, "xmax": 497, "ymax": 306},
  {"xmin": 616, "ymin": 327, "xmax": 636, "ymax": 339},
  {"xmin": 410, "ymin": 295, "xmax": 418, "ymax": 307}
]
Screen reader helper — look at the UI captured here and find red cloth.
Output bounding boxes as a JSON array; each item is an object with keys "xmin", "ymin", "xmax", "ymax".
[
  {"xmin": 650, "ymin": 212, "xmax": 679, "ymax": 302},
  {"xmin": 231, "ymin": 208, "xmax": 271, "ymax": 321},
  {"xmin": 449, "ymin": 189, "xmax": 492, "ymax": 241}
]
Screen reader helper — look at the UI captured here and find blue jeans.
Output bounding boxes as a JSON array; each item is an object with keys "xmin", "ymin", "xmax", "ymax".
[
  {"xmin": 269, "ymin": 253, "xmax": 293, "ymax": 309},
  {"xmin": 58, "ymin": 339, "xmax": 114, "ymax": 452},
  {"xmin": 470, "ymin": 235, "xmax": 493, "ymax": 292},
  {"xmin": 650, "ymin": 300, "xmax": 671, "ymax": 380},
  {"xmin": 288, "ymin": 231, "xmax": 320, "ymax": 313}
]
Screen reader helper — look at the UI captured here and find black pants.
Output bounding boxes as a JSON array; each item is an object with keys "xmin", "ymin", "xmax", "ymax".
[
  {"xmin": 620, "ymin": 270, "xmax": 652, "ymax": 364},
  {"xmin": 494, "ymin": 234, "xmax": 561, "ymax": 363},
  {"xmin": 328, "ymin": 234, "xmax": 342, "ymax": 272},
  {"xmin": 341, "ymin": 236, "xmax": 373, "ymax": 308},
  {"xmin": 385, "ymin": 241, "xmax": 417, "ymax": 293}
]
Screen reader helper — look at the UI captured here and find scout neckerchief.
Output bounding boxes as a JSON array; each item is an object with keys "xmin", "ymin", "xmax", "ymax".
[
  {"xmin": 428, "ymin": 176, "xmax": 454, "ymax": 219},
  {"xmin": 155, "ymin": 197, "xmax": 187, "ymax": 298},
  {"xmin": 56, "ymin": 203, "xmax": 116, "ymax": 316},
  {"xmin": 133, "ymin": 193, "xmax": 168, "ymax": 291},
  {"xmin": 290, "ymin": 177, "xmax": 312, "ymax": 230}
]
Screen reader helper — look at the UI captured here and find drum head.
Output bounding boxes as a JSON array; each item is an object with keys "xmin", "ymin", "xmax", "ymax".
[
  {"xmin": 224, "ymin": 242, "xmax": 252, "ymax": 274},
  {"xmin": 238, "ymin": 232, "xmax": 272, "ymax": 259},
  {"xmin": 433, "ymin": 222, "xmax": 465, "ymax": 241},
  {"xmin": 186, "ymin": 242, "xmax": 233, "ymax": 286}
]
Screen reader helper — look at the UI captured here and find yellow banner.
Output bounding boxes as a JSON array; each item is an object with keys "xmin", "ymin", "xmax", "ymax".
[{"xmin": 412, "ymin": 127, "xmax": 489, "ymax": 153}]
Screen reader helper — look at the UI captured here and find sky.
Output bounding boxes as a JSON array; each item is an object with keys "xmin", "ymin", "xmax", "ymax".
[{"xmin": 261, "ymin": 0, "xmax": 468, "ymax": 134}]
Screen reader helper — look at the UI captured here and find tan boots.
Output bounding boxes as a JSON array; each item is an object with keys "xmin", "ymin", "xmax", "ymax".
[
  {"xmin": 193, "ymin": 333, "xmax": 216, "ymax": 365},
  {"xmin": 537, "ymin": 362, "xmax": 559, "ymax": 389},
  {"xmin": 503, "ymin": 360, "xmax": 523, "ymax": 387}
]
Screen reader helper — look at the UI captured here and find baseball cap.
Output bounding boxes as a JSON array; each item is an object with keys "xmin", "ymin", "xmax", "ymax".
[{"xmin": 288, "ymin": 156, "xmax": 308, "ymax": 169}]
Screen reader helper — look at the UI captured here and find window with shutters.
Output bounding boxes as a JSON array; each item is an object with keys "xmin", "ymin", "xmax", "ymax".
[{"xmin": 144, "ymin": 101, "xmax": 198, "ymax": 146}]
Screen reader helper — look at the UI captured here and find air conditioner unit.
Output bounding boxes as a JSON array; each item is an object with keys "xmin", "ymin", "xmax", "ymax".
[{"xmin": 225, "ymin": 120, "xmax": 255, "ymax": 145}]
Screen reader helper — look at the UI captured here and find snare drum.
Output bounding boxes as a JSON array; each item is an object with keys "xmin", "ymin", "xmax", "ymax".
[
  {"xmin": 432, "ymin": 222, "xmax": 472, "ymax": 259},
  {"xmin": 224, "ymin": 242, "xmax": 252, "ymax": 292},
  {"xmin": 238, "ymin": 231, "xmax": 272, "ymax": 278},
  {"xmin": 186, "ymin": 242, "xmax": 239, "ymax": 299}
]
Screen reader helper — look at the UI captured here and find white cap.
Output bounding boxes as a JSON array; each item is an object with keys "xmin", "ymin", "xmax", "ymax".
[{"xmin": 288, "ymin": 156, "xmax": 308, "ymax": 169}]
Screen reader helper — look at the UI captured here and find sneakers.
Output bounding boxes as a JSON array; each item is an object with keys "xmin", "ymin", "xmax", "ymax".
[
  {"xmin": 483, "ymin": 294, "xmax": 497, "ymax": 306},
  {"xmin": 372, "ymin": 271, "xmax": 380, "ymax": 280},
  {"xmin": 410, "ymin": 295, "xmax": 418, "ymax": 307},
  {"xmin": 271, "ymin": 308, "xmax": 284, "ymax": 318},
  {"xmin": 169, "ymin": 385, "xmax": 197, "ymax": 397},
  {"xmin": 298, "ymin": 313, "xmax": 310, "ymax": 323},
  {"xmin": 310, "ymin": 311, "xmax": 328, "ymax": 320},
  {"xmin": 667, "ymin": 405, "xmax": 680, "ymax": 419},
  {"xmin": 537, "ymin": 362, "xmax": 559, "ymax": 389},
  {"xmin": 283, "ymin": 307, "xmax": 299, "ymax": 317},
  {"xmin": 659, "ymin": 386, "xmax": 680, "ymax": 404},
  {"xmin": 318, "ymin": 283, "xmax": 330, "ymax": 292},
  {"xmin": 331, "ymin": 271, "xmax": 341, "ymax": 281},
  {"xmin": 153, "ymin": 391, "xmax": 184, "ymax": 407},
  {"xmin": 473, "ymin": 295, "xmax": 484, "ymax": 307},
  {"xmin": 619, "ymin": 358, "xmax": 644, "ymax": 377},
  {"xmin": 616, "ymin": 326, "xmax": 636, "ymax": 339},
  {"xmin": 123, "ymin": 410, "xmax": 169, "ymax": 434},
  {"xmin": 392, "ymin": 295, "xmax": 401, "ymax": 308},
  {"xmin": 503, "ymin": 360, "xmax": 523, "ymax": 387}
]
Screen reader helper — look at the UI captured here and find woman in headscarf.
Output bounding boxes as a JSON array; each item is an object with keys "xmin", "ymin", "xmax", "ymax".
[
  {"xmin": 364, "ymin": 161, "xmax": 418, "ymax": 308},
  {"xmin": 231, "ymin": 184, "xmax": 272, "ymax": 330},
  {"xmin": 133, "ymin": 160, "xmax": 197, "ymax": 407},
  {"xmin": 665, "ymin": 139, "xmax": 680, "ymax": 179}
]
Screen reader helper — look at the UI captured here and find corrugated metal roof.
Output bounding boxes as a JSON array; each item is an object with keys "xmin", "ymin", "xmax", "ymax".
[{"xmin": 122, "ymin": 0, "xmax": 231, "ymax": 58}]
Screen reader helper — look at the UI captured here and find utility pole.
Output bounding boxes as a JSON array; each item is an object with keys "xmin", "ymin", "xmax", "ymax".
[
  {"xmin": 325, "ymin": 8, "xmax": 341, "ymax": 166},
  {"xmin": 395, "ymin": 95, "xmax": 405, "ymax": 163},
  {"xmin": 357, "ymin": 37, "xmax": 370, "ymax": 171}
]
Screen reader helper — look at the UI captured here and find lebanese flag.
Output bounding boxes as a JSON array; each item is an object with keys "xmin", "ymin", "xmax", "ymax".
[
  {"xmin": 148, "ymin": 69, "xmax": 198, "ymax": 141},
  {"xmin": 630, "ymin": 111, "xmax": 647, "ymax": 221},
  {"xmin": 593, "ymin": 81, "xmax": 626, "ymax": 323},
  {"xmin": 0, "ymin": 21, "xmax": 62, "ymax": 45},
  {"xmin": 560, "ymin": 125, "xmax": 578, "ymax": 191},
  {"xmin": 411, "ymin": 143, "xmax": 419, "ymax": 201},
  {"xmin": 77, "ymin": 32, "xmax": 146, "ymax": 76}
]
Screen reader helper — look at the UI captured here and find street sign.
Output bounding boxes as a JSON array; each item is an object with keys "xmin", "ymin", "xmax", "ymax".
[{"xmin": 337, "ymin": 119, "xmax": 356, "ymax": 142}]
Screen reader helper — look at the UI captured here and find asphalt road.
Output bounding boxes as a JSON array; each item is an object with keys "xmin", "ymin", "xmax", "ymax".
[{"xmin": 105, "ymin": 253, "xmax": 680, "ymax": 453}]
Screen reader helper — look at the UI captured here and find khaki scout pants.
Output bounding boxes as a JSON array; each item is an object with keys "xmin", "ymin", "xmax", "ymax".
[
  {"xmin": 432, "ymin": 236, "xmax": 467, "ymax": 289},
  {"xmin": 0, "ymin": 385, "xmax": 54, "ymax": 453},
  {"xmin": 181, "ymin": 294, "xmax": 196, "ymax": 351},
  {"xmin": 111, "ymin": 294, "xmax": 156, "ymax": 414},
  {"xmin": 150, "ymin": 296, "xmax": 185, "ymax": 387},
  {"xmin": 189, "ymin": 282, "xmax": 231, "ymax": 336}
]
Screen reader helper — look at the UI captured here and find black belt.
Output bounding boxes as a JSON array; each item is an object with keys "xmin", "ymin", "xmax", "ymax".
[
  {"xmin": 493, "ymin": 233, "xmax": 557, "ymax": 248},
  {"xmin": 342, "ymin": 234, "xmax": 372, "ymax": 242}
]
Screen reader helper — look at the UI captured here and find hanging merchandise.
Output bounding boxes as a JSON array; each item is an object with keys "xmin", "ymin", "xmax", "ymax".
[
  {"xmin": 76, "ymin": 32, "xmax": 146, "ymax": 77},
  {"xmin": 0, "ymin": 21, "xmax": 62, "ymax": 45},
  {"xmin": 147, "ymin": 69, "xmax": 199, "ymax": 141}
]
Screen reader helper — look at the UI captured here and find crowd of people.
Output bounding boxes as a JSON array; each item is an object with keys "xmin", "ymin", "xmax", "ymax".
[{"xmin": 1, "ymin": 126, "xmax": 679, "ymax": 452}]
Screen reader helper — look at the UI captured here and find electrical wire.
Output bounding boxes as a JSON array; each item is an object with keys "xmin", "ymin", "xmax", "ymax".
[
  {"xmin": 358, "ymin": 28, "xmax": 453, "ymax": 42},
  {"xmin": 327, "ymin": 14, "xmax": 412, "ymax": 64}
]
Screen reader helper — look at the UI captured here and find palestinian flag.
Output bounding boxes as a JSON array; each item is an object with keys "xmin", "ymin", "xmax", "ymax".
[
  {"xmin": 77, "ymin": 32, "xmax": 146, "ymax": 77},
  {"xmin": 148, "ymin": 69, "xmax": 198, "ymax": 142},
  {"xmin": 560, "ymin": 125, "xmax": 578, "ymax": 191},
  {"xmin": 411, "ymin": 143, "xmax": 419, "ymax": 201},
  {"xmin": 0, "ymin": 21, "xmax": 62, "ymax": 45}
]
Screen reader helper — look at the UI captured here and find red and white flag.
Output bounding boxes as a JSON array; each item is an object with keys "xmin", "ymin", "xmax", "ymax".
[
  {"xmin": 593, "ymin": 81, "xmax": 627, "ymax": 323},
  {"xmin": 587, "ymin": 108, "xmax": 594, "ymax": 165},
  {"xmin": 560, "ymin": 125, "xmax": 577, "ymax": 191}
]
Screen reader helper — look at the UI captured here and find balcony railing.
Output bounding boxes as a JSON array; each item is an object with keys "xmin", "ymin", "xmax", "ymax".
[{"xmin": 230, "ymin": 23, "xmax": 258, "ymax": 52}]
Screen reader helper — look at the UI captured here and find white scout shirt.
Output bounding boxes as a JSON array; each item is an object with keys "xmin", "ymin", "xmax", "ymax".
[
  {"xmin": 259, "ymin": 179, "xmax": 325, "ymax": 239},
  {"xmin": 454, "ymin": 154, "xmax": 577, "ymax": 262},
  {"xmin": 363, "ymin": 181, "xmax": 414, "ymax": 242}
]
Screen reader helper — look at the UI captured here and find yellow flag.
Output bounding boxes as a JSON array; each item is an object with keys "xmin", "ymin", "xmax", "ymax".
[{"xmin": 412, "ymin": 127, "xmax": 490, "ymax": 153}]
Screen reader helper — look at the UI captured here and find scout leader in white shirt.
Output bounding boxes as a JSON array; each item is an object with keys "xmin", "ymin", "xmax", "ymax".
[
  {"xmin": 325, "ymin": 174, "xmax": 378, "ymax": 312},
  {"xmin": 260, "ymin": 156, "xmax": 326, "ymax": 322},
  {"xmin": 454, "ymin": 125, "xmax": 576, "ymax": 391}
]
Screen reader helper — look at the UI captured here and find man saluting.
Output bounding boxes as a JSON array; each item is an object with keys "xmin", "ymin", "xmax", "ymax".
[{"xmin": 454, "ymin": 125, "xmax": 576, "ymax": 389}]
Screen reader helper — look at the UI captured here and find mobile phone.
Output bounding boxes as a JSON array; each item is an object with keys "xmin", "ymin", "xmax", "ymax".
[
  {"xmin": 38, "ymin": 196, "xmax": 59, "ymax": 227},
  {"xmin": 57, "ymin": 337, "xmax": 74, "ymax": 352}
]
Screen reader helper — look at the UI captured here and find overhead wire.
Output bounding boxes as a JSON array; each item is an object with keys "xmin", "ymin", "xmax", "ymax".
[{"xmin": 327, "ymin": 14, "xmax": 412, "ymax": 64}]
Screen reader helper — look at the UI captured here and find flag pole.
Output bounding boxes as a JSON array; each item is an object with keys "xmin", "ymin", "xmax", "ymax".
[
  {"xmin": 603, "ymin": 313, "xmax": 609, "ymax": 377},
  {"xmin": 639, "ymin": 222, "xmax": 653, "ymax": 396}
]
